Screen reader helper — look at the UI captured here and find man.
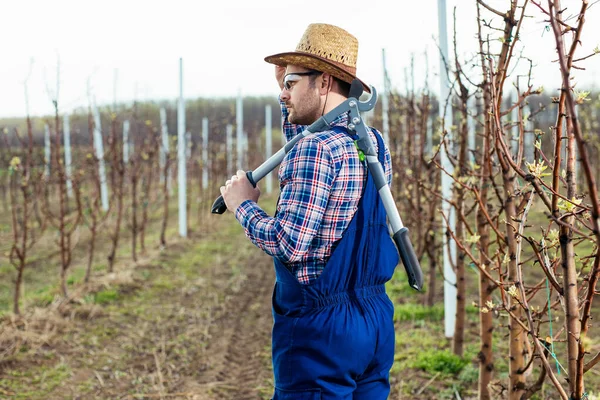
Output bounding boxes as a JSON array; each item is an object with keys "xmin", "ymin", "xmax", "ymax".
[{"xmin": 220, "ymin": 23, "xmax": 399, "ymax": 400}]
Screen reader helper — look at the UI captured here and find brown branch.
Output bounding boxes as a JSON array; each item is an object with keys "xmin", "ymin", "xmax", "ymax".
[
  {"xmin": 545, "ymin": 211, "xmax": 595, "ymax": 239},
  {"xmin": 584, "ymin": 350, "xmax": 600, "ymax": 373},
  {"xmin": 546, "ymin": 1, "xmax": 598, "ymax": 397},
  {"xmin": 432, "ymin": 158, "xmax": 507, "ymax": 245},
  {"xmin": 440, "ymin": 211, "xmax": 501, "ymax": 289},
  {"xmin": 514, "ymin": 256, "xmax": 569, "ymax": 399},
  {"xmin": 477, "ymin": 0, "xmax": 507, "ymax": 18},
  {"xmin": 487, "ymin": 59, "xmax": 555, "ymax": 212},
  {"xmin": 522, "ymin": 236, "xmax": 563, "ymax": 295},
  {"xmin": 572, "ymin": 51, "xmax": 599, "ymax": 63},
  {"xmin": 522, "ymin": 343, "xmax": 551, "ymax": 399}
]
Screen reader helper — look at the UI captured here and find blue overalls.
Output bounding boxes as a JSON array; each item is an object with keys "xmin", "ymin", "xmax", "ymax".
[{"xmin": 271, "ymin": 127, "xmax": 399, "ymax": 400}]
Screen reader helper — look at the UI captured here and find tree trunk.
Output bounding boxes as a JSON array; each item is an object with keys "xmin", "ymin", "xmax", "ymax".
[
  {"xmin": 85, "ymin": 216, "xmax": 97, "ymax": 283},
  {"xmin": 477, "ymin": 77, "xmax": 495, "ymax": 400},
  {"xmin": 131, "ymin": 170, "xmax": 138, "ymax": 262},
  {"xmin": 160, "ymin": 157, "xmax": 170, "ymax": 248},
  {"xmin": 563, "ymin": 116, "xmax": 581, "ymax": 397},
  {"xmin": 425, "ymin": 169, "xmax": 440, "ymax": 307},
  {"xmin": 13, "ymin": 265, "xmax": 24, "ymax": 315},
  {"xmin": 503, "ymin": 166, "xmax": 527, "ymax": 399},
  {"xmin": 108, "ymin": 138, "xmax": 125, "ymax": 272},
  {"xmin": 108, "ymin": 184, "xmax": 123, "ymax": 272}
]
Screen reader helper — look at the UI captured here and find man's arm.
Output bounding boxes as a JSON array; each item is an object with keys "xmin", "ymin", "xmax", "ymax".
[
  {"xmin": 235, "ymin": 137, "xmax": 335, "ymax": 263},
  {"xmin": 275, "ymin": 65, "xmax": 285, "ymax": 91}
]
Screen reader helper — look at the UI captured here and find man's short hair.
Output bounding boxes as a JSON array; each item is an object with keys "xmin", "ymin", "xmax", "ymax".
[
  {"xmin": 334, "ymin": 77, "xmax": 351, "ymax": 98},
  {"xmin": 307, "ymin": 71, "xmax": 351, "ymax": 98}
]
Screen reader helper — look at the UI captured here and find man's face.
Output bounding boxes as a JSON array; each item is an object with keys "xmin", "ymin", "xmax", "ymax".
[{"xmin": 280, "ymin": 65, "xmax": 322, "ymax": 125}]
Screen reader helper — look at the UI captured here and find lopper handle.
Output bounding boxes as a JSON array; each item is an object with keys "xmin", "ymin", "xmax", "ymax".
[
  {"xmin": 393, "ymin": 227, "xmax": 424, "ymax": 291},
  {"xmin": 211, "ymin": 196, "xmax": 228, "ymax": 215},
  {"xmin": 211, "ymin": 171, "xmax": 256, "ymax": 214}
]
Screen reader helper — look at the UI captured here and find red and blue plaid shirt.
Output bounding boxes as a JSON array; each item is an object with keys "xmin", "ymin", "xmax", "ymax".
[{"xmin": 235, "ymin": 99, "xmax": 393, "ymax": 284}]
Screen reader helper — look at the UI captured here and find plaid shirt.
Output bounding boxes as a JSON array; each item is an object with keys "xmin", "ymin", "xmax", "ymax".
[{"xmin": 235, "ymin": 98, "xmax": 393, "ymax": 284}]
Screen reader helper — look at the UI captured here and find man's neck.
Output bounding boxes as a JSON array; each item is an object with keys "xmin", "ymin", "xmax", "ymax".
[{"xmin": 321, "ymin": 93, "xmax": 347, "ymax": 115}]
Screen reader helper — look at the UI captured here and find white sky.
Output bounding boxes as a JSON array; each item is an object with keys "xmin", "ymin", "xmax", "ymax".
[{"xmin": 1, "ymin": 0, "xmax": 598, "ymax": 118}]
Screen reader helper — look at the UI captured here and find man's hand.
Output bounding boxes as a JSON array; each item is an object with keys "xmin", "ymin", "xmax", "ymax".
[
  {"xmin": 275, "ymin": 65, "xmax": 286, "ymax": 91},
  {"xmin": 219, "ymin": 170, "xmax": 261, "ymax": 214}
]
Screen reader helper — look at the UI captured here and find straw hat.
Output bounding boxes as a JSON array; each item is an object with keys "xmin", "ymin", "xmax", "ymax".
[{"xmin": 265, "ymin": 23, "xmax": 370, "ymax": 93}]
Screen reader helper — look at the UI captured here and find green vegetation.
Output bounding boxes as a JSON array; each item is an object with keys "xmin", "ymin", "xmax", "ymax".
[
  {"xmin": 0, "ymin": 363, "xmax": 72, "ymax": 399},
  {"xmin": 412, "ymin": 349, "xmax": 470, "ymax": 375},
  {"xmin": 394, "ymin": 303, "xmax": 444, "ymax": 322},
  {"xmin": 92, "ymin": 288, "xmax": 119, "ymax": 304}
]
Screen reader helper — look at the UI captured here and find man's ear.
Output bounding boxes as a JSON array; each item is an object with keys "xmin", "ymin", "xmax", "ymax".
[{"xmin": 319, "ymin": 73, "xmax": 332, "ymax": 95}]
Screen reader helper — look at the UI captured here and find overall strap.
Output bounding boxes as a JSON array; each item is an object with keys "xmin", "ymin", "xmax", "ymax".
[{"xmin": 372, "ymin": 128, "xmax": 387, "ymax": 166}]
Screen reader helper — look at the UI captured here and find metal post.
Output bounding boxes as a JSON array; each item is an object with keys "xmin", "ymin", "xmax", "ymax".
[
  {"xmin": 573, "ymin": 106, "xmax": 580, "ymax": 185},
  {"xmin": 202, "ymin": 117, "xmax": 209, "ymax": 190},
  {"xmin": 186, "ymin": 131, "xmax": 192, "ymax": 160},
  {"xmin": 426, "ymin": 109, "xmax": 433, "ymax": 155},
  {"xmin": 44, "ymin": 124, "xmax": 51, "ymax": 178},
  {"xmin": 113, "ymin": 68, "xmax": 118, "ymax": 111},
  {"xmin": 93, "ymin": 105, "xmax": 109, "ymax": 211},
  {"xmin": 511, "ymin": 91, "xmax": 519, "ymax": 158},
  {"xmin": 160, "ymin": 108, "xmax": 168, "ymax": 184},
  {"xmin": 264, "ymin": 105, "xmax": 273, "ymax": 194},
  {"xmin": 438, "ymin": 0, "xmax": 457, "ymax": 338},
  {"xmin": 525, "ymin": 105, "xmax": 535, "ymax": 163},
  {"xmin": 467, "ymin": 96, "xmax": 476, "ymax": 163},
  {"xmin": 226, "ymin": 124, "xmax": 233, "ymax": 177},
  {"xmin": 382, "ymin": 49, "xmax": 390, "ymax": 145},
  {"xmin": 236, "ymin": 90, "xmax": 244, "ymax": 170},
  {"xmin": 123, "ymin": 120, "xmax": 130, "ymax": 164},
  {"xmin": 178, "ymin": 57, "xmax": 187, "ymax": 237}
]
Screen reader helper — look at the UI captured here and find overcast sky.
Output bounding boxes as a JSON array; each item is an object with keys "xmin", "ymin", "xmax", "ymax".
[{"xmin": 1, "ymin": 0, "xmax": 598, "ymax": 118}]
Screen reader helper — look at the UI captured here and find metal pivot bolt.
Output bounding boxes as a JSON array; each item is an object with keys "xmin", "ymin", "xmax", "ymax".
[
  {"xmin": 352, "ymin": 117, "xmax": 361, "ymax": 124},
  {"xmin": 348, "ymin": 124, "xmax": 356, "ymax": 131},
  {"xmin": 349, "ymin": 100, "xmax": 357, "ymax": 107}
]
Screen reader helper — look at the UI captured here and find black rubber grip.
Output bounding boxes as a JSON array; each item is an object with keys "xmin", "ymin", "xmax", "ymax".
[
  {"xmin": 349, "ymin": 79, "xmax": 363, "ymax": 99},
  {"xmin": 393, "ymin": 227, "xmax": 424, "ymax": 291},
  {"xmin": 246, "ymin": 170, "xmax": 256, "ymax": 186},
  {"xmin": 211, "ymin": 171, "xmax": 256, "ymax": 215},
  {"xmin": 211, "ymin": 196, "xmax": 227, "ymax": 214}
]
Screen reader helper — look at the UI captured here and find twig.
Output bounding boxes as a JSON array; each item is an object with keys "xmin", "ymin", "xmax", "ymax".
[
  {"xmin": 478, "ymin": 0, "xmax": 507, "ymax": 18},
  {"xmin": 94, "ymin": 370, "xmax": 105, "ymax": 387},
  {"xmin": 415, "ymin": 372, "xmax": 441, "ymax": 396},
  {"xmin": 153, "ymin": 350, "xmax": 165, "ymax": 398},
  {"xmin": 584, "ymin": 351, "xmax": 600, "ymax": 372}
]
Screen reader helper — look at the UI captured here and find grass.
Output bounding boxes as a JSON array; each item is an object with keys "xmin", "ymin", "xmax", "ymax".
[
  {"xmin": 0, "ymin": 362, "xmax": 72, "ymax": 399},
  {"xmin": 412, "ymin": 349, "xmax": 471, "ymax": 375},
  {"xmin": 92, "ymin": 288, "xmax": 120, "ymax": 305},
  {"xmin": 394, "ymin": 303, "xmax": 445, "ymax": 321}
]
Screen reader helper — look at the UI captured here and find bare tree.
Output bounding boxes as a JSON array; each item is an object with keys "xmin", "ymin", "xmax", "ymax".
[{"xmin": 8, "ymin": 119, "xmax": 47, "ymax": 314}]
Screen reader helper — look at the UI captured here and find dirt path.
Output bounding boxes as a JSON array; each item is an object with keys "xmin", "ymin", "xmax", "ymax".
[
  {"xmin": 191, "ymin": 254, "xmax": 274, "ymax": 400},
  {"xmin": 0, "ymin": 220, "xmax": 276, "ymax": 400}
]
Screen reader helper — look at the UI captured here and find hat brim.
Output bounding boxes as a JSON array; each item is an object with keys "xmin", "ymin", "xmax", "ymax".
[{"xmin": 265, "ymin": 51, "xmax": 371, "ymax": 94}]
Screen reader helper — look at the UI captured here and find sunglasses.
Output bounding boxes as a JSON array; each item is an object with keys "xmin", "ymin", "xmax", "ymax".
[{"xmin": 283, "ymin": 71, "xmax": 322, "ymax": 90}]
